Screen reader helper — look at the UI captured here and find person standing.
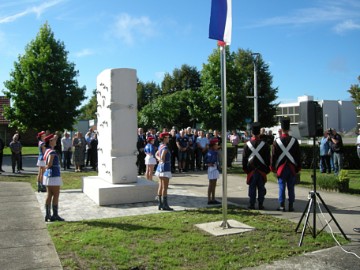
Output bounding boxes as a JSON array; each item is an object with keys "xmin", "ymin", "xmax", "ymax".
[
  {"xmin": 0, "ymin": 135, "xmax": 4, "ymax": 173},
  {"xmin": 90, "ymin": 132, "xmax": 98, "ymax": 171},
  {"xmin": 144, "ymin": 136, "xmax": 157, "ymax": 181},
  {"xmin": 136, "ymin": 128, "xmax": 146, "ymax": 175},
  {"xmin": 271, "ymin": 118, "xmax": 301, "ymax": 212},
  {"xmin": 43, "ymin": 134, "xmax": 64, "ymax": 222},
  {"xmin": 185, "ymin": 127, "xmax": 196, "ymax": 172},
  {"xmin": 242, "ymin": 122, "xmax": 270, "ymax": 210},
  {"xmin": 319, "ymin": 131, "xmax": 331, "ymax": 174},
  {"xmin": 61, "ymin": 132, "xmax": 72, "ymax": 170},
  {"xmin": 9, "ymin": 134, "xmax": 22, "ymax": 174},
  {"xmin": 176, "ymin": 130, "xmax": 189, "ymax": 173},
  {"xmin": 213, "ymin": 130, "xmax": 222, "ymax": 171},
  {"xmin": 205, "ymin": 138, "xmax": 221, "ymax": 204},
  {"xmin": 357, "ymin": 128, "xmax": 360, "ymax": 160},
  {"xmin": 54, "ymin": 131, "xmax": 63, "ymax": 168},
  {"xmin": 155, "ymin": 132, "xmax": 173, "ymax": 211},
  {"xmin": 85, "ymin": 128, "xmax": 94, "ymax": 167},
  {"xmin": 36, "ymin": 131, "xmax": 47, "ymax": 192},
  {"xmin": 229, "ymin": 130, "xmax": 240, "ymax": 161},
  {"xmin": 169, "ymin": 128, "xmax": 178, "ymax": 173},
  {"xmin": 329, "ymin": 129, "xmax": 343, "ymax": 175},
  {"xmin": 73, "ymin": 132, "xmax": 85, "ymax": 172},
  {"xmin": 196, "ymin": 130, "xmax": 209, "ymax": 170}
]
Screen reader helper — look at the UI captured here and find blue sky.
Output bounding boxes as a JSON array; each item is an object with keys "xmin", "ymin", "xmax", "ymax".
[{"xmin": 0, "ymin": 0, "xmax": 359, "ymax": 105}]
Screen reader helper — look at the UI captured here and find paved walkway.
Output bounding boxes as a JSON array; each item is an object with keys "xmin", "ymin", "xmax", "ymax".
[{"xmin": 1, "ymin": 155, "xmax": 360, "ymax": 269}]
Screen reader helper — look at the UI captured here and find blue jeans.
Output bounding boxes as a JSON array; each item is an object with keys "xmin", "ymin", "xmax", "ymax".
[
  {"xmin": 278, "ymin": 166, "xmax": 296, "ymax": 204},
  {"xmin": 333, "ymin": 152, "xmax": 343, "ymax": 175},
  {"xmin": 248, "ymin": 171, "xmax": 266, "ymax": 206}
]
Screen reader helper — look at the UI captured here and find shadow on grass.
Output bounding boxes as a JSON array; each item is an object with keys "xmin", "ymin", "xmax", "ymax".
[{"xmin": 81, "ymin": 220, "xmax": 165, "ymax": 232}]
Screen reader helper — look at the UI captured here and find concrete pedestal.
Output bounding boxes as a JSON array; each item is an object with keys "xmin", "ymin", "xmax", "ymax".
[{"xmin": 83, "ymin": 176, "xmax": 158, "ymax": 206}]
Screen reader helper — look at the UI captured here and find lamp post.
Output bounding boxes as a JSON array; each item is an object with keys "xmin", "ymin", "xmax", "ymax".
[
  {"xmin": 324, "ymin": 114, "xmax": 328, "ymax": 130},
  {"xmin": 251, "ymin": 53, "xmax": 260, "ymax": 122}
]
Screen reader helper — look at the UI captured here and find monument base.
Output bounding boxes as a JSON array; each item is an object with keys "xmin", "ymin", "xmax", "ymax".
[{"xmin": 82, "ymin": 176, "xmax": 158, "ymax": 206}]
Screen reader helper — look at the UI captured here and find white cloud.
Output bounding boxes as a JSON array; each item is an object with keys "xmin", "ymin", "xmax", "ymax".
[
  {"xmin": 0, "ymin": 0, "xmax": 64, "ymax": 24},
  {"xmin": 111, "ymin": 13, "xmax": 158, "ymax": 45},
  {"xmin": 74, "ymin": 48, "xmax": 94, "ymax": 58},
  {"xmin": 249, "ymin": 0, "xmax": 360, "ymax": 34},
  {"xmin": 333, "ymin": 19, "xmax": 360, "ymax": 33}
]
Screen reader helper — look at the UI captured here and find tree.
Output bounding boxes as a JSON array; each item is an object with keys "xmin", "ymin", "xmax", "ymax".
[
  {"xmin": 3, "ymin": 22, "xmax": 86, "ymax": 132},
  {"xmin": 161, "ymin": 64, "xmax": 201, "ymax": 94},
  {"xmin": 138, "ymin": 90, "xmax": 197, "ymax": 130},
  {"xmin": 137, "ymin": 81, "xmax": 161, "ymax": 111},
  {"xmin": 348, "ymin": 75, "xmax": 360, "ymax": 115},
  {"xmin": 79, "ymin": 89, "xmax": 97, "ymax": 120},
  {"xmin": 199, "ymin": 47, "xmax": 278, "ymax": 130}
]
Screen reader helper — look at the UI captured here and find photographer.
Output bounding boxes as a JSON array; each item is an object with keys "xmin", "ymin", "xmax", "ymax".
[{"xmin": 329, "ymin": 128, "xmax": 343, "ymax": 175}]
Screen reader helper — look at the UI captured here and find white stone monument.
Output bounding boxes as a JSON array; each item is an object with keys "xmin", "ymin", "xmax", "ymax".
[{"xmin": 83, "ymin": 68, "xmax": 158, "ymax": 205}]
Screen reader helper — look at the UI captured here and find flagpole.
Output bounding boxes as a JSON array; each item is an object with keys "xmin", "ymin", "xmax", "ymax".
[{"xmin": 219, "ymin": 43, "xmax": 230, "ymax": 229}]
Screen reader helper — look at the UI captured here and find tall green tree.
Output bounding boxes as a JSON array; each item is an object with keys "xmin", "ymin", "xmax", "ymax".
[
  {"xmin": 348, "ymin": 75, "xmax": 360, "ymax": 115},
  {"xmin": 79, "ymin": 89, "xmax": 97, "ymax": 120},
  {"xmin": 137, "ymin": 81, "xmax": 161, "ymax": 111},
  {"xmin": 199, "ymin": 47, "xmax": 278, "ymax": 130},
  {"xmin": 138, "ymin": 90, "xmax": 197, "ymax": 129},
  {"xmin": 161, "ymin": 64, "xmax": 201, "ymax": 94},
  {"xmin": 3, "ymin": 22, "xmax": 86, "ymax": 132}
]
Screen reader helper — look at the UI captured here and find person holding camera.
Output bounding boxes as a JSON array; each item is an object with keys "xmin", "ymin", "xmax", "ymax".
[{"xmin": 329, "ymin": 128, "xmax": 343, "ymax": 175}]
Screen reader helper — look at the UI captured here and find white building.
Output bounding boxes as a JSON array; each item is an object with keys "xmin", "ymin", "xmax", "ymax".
[{"xmin": 275, "ymin": 95, "xmax": 357, "ymax": 138}]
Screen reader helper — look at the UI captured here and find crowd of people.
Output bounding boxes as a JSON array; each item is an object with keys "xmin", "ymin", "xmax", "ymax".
[{"xmin": 136, "ymin": 119, "xmax": 302, "ymax": 211}]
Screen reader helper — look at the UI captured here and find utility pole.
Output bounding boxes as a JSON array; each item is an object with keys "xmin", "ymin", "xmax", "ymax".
[{"xmin": 251, "ymin": 53, "xmax": 260, "ymax": 122}]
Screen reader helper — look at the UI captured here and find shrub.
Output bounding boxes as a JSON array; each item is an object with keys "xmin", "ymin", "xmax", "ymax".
[
  {"xmin": 317, "ymin": 174, "xmax": 339, "ymax": 191},
  {"xmin": 317, "ymin": 170, "xmax": 350, "ymax": 193}
]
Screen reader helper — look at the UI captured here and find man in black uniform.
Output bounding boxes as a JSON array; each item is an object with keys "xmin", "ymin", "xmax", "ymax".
[
  {"xmin": 242, "ymin": 122, "xmax": 270, "ymax": 210},
  {"xmin": 271, "ymin": 117, "xmax": 301, "ymax": 212},
  {"xmin": 136, "ymin": 128, "xmax": 146, "ymax": 175}
]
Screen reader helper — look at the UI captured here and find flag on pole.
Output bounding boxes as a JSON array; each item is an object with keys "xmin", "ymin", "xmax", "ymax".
[{"xmin": 209, "ymin": 0, "xmax": 232, "ymax": 45}]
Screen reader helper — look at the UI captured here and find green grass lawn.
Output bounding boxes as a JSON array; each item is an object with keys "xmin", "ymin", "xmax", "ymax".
[
  {"xmin": 0, "ymin": 149, "xmax": 354, "ymax": 269},
  {"xmin": 47, "ymin": 206, "xmax": 347, "ymax": 270}
]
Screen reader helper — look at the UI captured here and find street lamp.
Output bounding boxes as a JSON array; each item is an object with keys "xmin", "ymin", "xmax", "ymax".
[
  {"xmin": 251, "ymin": 53, "xmax": 260, "ymax": 122},
  {"xmin": 324, "ymin": 114, "xmax": 328, "ymax": 130}
]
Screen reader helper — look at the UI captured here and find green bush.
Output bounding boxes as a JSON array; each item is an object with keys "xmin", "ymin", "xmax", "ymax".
[
  {"xmin": 317, "ymin": 174, "xmax": 339, "ymax": 191},
  {"xmin": 317, "ymin": 170, "xmax": 350, "ymax": 192}
]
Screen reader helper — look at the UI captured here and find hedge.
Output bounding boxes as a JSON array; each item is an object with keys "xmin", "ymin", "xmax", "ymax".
[{"xmin": 300, "ymin": 144, "xmax": 360, "ymax": 170}]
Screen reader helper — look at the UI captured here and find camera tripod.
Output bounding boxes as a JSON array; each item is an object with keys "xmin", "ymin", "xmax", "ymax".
[{"xmin": 295, "ymin": 136, "xmax": 348, "ymax": 246}]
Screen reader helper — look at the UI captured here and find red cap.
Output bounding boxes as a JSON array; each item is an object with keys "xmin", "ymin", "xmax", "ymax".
[
  {"xmin": 37, "ymin": 131, "xmax": 45, "ymax": 138},
  {"xmin": 147, "ymin": 136, "xmax": 155, "ymax": 141},
  {"xmin": 159, "ymin": 132, "xmax": 170, "ymax": 139},
  {"xmin": 44, "ymin": 134, "xmax": 55, "ymax": 142},
  {"xmin": 210, "ymin": 138, "xmax": 219, "ymax": 145}
]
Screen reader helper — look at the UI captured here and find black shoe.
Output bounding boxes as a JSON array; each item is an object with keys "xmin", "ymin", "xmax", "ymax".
[
  {"xmin": 353, "ymin": 228, "xmax": 360, "ymax": 233},
  {"xmin": 212, "ymin": 200, "xmax": 221, "ymax": 204},
  {"xmin": 288, "ymin": 203, "xmax": 294, "ymax": 212},
  {"xmin": 259, "ymin": 204, "xmax": 265, "ymax": 210},
  {"xmin": 0, "ymin": 169, "xmax": 4, "ymax": 172},
  {"xmin": 248, "ymin": 204, "xmax": 255, "ymax": 210}
]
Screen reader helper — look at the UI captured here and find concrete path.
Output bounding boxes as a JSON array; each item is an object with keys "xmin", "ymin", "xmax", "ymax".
[
  {"xmin": 0, "ymin": 182, "xmax": 62, "ymax": 270},
  {"xmin": 1, "ymin": 154, "xmax": 360, "ymax": 269}
]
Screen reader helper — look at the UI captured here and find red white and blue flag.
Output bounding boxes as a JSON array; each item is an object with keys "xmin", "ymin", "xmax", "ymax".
[{"xmin": 209, "ymin": 0, "xmax": 232, "ymax": 45}]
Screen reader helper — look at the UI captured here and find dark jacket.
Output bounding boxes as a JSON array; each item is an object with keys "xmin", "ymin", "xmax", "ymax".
[
  {"xmin": 242, "ymin": 137, "xmax": 270, "ymax": 174},
  {"xmin": 271, "ymin": 134, "xmax": 301, "ymax": 176}
]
